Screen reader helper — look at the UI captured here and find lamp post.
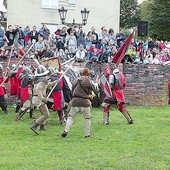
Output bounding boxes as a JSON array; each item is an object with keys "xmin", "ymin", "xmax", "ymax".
[{"xmin": 58, "ymin": 6, "xmax": 90, "ymax": 27}]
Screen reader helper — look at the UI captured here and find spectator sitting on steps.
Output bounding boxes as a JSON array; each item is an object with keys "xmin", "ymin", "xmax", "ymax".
[{"xmin": 75, "ymin": 44, "xmax": 86, "ymax": 62}]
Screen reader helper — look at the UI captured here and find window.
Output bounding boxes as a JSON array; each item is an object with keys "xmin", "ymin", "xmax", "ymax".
[
  {"xmin": 42, "ymin": 0, "xmax": 59, "ymax": 9},
  {"xmin": 68, "ymin": 0, "xmax": 76, "ymax": 5}
]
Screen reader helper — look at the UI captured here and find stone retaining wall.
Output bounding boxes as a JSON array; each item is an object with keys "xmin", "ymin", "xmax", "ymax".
[
  {"xmin": 86, "ymin": 62, "xmax": 170, "ymax": 106},
  {"xmin": 123, "ymin": 64, "xmax": 170, "ymax": 106},
  {"xmin": 1, "ymin": 58, "xmax": 170, "ymax": 106}
]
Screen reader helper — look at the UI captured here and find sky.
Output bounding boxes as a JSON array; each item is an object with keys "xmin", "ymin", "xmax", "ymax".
[{"xmin": 138, "ymin": 0, "xmax": 144, "ymax": 4}]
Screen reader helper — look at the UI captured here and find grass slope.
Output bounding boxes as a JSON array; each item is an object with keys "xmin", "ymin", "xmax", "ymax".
[{"xmin": 0, "ymin": 106, "xmax": 170, "ymax": 170}]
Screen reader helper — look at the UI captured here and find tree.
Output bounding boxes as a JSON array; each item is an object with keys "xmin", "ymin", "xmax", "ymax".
[
  {"xmin": 140, "ymin": 0, "xmax": 170, "ymax": 40},
  {"xmin": 149, "ymin": 0, "xmax": 170, "ymax": 40},
  {"xmin": 120, "ymin": 0, "xmax": 141, "ymax": 28},
  {"xmin": 139, "ymin": 0, "xmax": 152, "ymax": 21}
]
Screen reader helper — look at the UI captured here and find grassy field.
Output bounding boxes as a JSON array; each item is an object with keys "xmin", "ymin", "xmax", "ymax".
[{"xmin": 0, "ymin": 106, "xmax": 170, "ymax": 170}]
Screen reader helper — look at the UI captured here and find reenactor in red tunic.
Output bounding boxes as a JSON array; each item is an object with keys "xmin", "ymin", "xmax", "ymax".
[{"xmin": 102, "ymin": 69, "xmax": 133, "ymax": 125}]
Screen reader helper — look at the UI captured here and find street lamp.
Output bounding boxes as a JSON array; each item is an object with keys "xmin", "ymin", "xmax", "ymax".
[
  {"xmin": 58, "ymin": 6, "xmax": 67, "ymax": 25},
  {"xmin": 58, "ymin": 6, "xmax": 90, "ymax": 27},
  {"xmin": 81, "ymin": 8, "xmax": 90, "ymax": 25}
]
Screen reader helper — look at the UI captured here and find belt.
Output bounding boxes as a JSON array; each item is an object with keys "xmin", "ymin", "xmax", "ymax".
[{"xmin": 74, "ymin": 96, "xmax": 89, "ymax": 99}]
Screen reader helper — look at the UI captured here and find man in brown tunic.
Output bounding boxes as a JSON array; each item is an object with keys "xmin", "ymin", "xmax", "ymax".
[{"xmin": 61, "ymin": 68, "xmax": 96, "ymax": 138}]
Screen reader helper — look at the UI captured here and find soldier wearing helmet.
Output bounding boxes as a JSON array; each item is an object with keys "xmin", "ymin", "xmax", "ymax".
[
  {"xmin": 30, "ymin": 65, "xmax": 57, "ymax": 134},
  {"xmin": 15, "ymin": 66, "xmax": 35, "ymax": 121},
  {"xmin": 46, "ymin": 67, "xmax": 65, "ymax": 125}
]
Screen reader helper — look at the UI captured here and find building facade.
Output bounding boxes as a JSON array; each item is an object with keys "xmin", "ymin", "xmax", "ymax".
[{"xmin": 7, "ymin": 0, "xmax": 120, "ymax": 33}]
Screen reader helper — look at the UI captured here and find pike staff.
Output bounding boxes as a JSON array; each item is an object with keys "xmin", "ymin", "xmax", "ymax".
[
  {"xmin": 0, "ymin": 43, "xmax": 35, "ymax": 86},
  {"xmin": 46, "ymin": 58, "xmax": 75, "ymax": 100}
]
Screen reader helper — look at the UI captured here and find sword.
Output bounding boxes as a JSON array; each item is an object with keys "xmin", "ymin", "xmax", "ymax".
[{"xmin": 61, "ymin": 57, "xmax": 75, "ymax": 66}]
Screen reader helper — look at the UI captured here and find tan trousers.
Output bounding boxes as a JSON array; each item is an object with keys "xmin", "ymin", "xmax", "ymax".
[
  {"xmin": 20, "ymin": 99, "xmax": 30, "ymax": 111},
  {"xmin": 64, "ymin": 107, "xmax": 91, "ymax": 136},
  {"xmin": 36, "ymin": 104, "xmax": 50, "ymax": 125}
]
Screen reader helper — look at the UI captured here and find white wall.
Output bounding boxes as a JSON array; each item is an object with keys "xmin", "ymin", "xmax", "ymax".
[{"xmin": 7, "ymin": 0, "xmax": 120, "ymax": 33}]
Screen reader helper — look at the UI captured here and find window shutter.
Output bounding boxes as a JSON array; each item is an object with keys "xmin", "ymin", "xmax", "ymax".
[
  {"xmin": 42, "ymin": 0, "xmax": 49, "ymax": 8},
  {"xmin": 51, "ymin": 0, "xmax": 59, "ymax": 9},
  {"xmin": 42, "ymin": 0, "xmax": 59, "ymax": 9}
]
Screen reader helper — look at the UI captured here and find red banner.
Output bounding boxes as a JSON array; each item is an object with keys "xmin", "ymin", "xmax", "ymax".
[{"xmin": 113, "ymin": 31, "xmax": 134, "ymax": 67}]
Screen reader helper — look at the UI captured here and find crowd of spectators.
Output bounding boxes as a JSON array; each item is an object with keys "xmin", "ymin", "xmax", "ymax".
[
  {"xmin": 123, "ymin": 37, "xmax": 170, "ymax": 65},
  {"xmin": 0, "ymin": 23, "xmax": 170, "ymax": 65}
]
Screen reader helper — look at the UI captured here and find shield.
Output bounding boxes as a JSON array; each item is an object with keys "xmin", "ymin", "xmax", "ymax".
[
  {"xmin": 41, "ymin": 57, "xmax": 61, "ymax": 70},
  {"xmin": 64, "ymin": 67, "xmax": 77, "ymax": 83},
  {"xmin": 99, "ymin": 74, "xmax": 112, "ymax": 99}
]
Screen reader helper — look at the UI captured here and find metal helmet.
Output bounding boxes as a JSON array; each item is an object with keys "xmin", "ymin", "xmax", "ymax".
[
  {"xmin": 113, "ymin": 69, "xmax": 119, "ymax": 74},
  {"xmin": 90, "ymin": 70, "xmax": 95, "ymax": 78},
  {"xmin": 22, "ymin": 66, "xmax": 32, "ymax": 75},
  {"xmin": 11, "ymin": 64, "xmax": 17, "ymax": 70},
  {"xmin": 0, "ymin": 64, "xmax": 3, "ymax": 70},
  {"xmin": 27, "ymin": 74, "xmax": 35, "ymax": 82},
  {"xmin": 35, "ymin": 65, "xmax": 49, "ymax": 76}
]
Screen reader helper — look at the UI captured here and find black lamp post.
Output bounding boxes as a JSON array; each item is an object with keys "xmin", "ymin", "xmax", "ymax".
[
  {"xmin": 81, "ymin": 8, "xmax": 90, "ymax": 25},
  {"xmin": 58, "ymin": 6, "xmax": 90, "ymax": 27},
  {"xmin": 58, "ymin": 6, "xmax": 67, "ymax": 25}
]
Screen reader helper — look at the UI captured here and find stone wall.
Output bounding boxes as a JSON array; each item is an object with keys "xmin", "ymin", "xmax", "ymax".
[
  {"xmin": 86, "ymin": 62, "xmax": 170, "ymax": 106},
  {"xmin": 123, "ymin": 64, "xmax": 170, "ymax": 106},
  {"xmin": 1, "ymin": 58, "xmax": 170, "ymax": 106}
]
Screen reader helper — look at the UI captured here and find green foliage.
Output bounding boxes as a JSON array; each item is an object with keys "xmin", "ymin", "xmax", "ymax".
[
  {"xmin": 0, "ymin": 106, "xmax": 170, "ymax": 169},
  {"xmin": 122, "ymin": 28, "xmax": 131, "ymax": 36},
  {"xmin": 120, "ymin": 0, "xmax": 141, "ymax": 28},
  {"xmin": 140, "ymin": 0, "xmax": 170, "ymax": 40},
  {"xmin": 139, "ymin": 0, "xmax": 152, "ymax": 21}
]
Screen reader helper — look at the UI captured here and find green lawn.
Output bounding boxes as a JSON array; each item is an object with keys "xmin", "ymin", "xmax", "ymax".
[{"xmin": 0, "ymin": 106, "xmax": 170, "ymax": 170}]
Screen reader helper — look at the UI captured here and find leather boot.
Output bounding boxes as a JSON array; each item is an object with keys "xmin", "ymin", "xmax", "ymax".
[
  {"xmin": 106, "ymin": 112, "xmax": 110, "ymax": 125},
  {"xmin": 103, "ymin": 112, "xmax": 109, "ymax": 125},
  {"xmin": 121, "ymin": 111, "xmax": 133, "ymax": 124},
  {"xmin": 30, "ymin": 122, "xmax": 39, "ymax": 135},
  {"xmin": 39, "ymin": 124, "xmax": 46, "ymax": 131},
  {"xmin": 58, "ymin": 110, "xmax": 64, "ymax": 125},
  {"xmin": 2, "ymin": 106, "xmax": 8, "ymax": 114},
  {"xmin": 61, "ymin": 131, "xmax": 68, "ymax": 137},
  {"xmin": 29, "ymin": 109, "xmax": 35, "ymax": 119},
  {"xmin": 15, "ymin": 104, "xmax": 21, "ymax": 113},
  {"xmin": 15, "ymin": 110, "xmax": 26, "ymax": 121}
]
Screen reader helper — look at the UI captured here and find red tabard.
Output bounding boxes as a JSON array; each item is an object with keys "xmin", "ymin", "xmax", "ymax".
[
  {"xmin": 52, "ymin": 75, "xmax": 64, "ymax": 111},
  {"xmin": 0, "ymin": 77, "xmax": 5, "ymax": 96},
  {"xmin": 52, "ymin": 91, "xmax": 64, "ymax": 111},
  {"xmin": 21, "ymin": 87, "xmax": 29, "ymax": 103},
  {"xmin": 9, "ymin": 76, "xmax": 17, "ymax": 95},
  {"xmin": 112, "ymin": 89, "xmax": 125, "ymax": 103},
  {"xmin": 112, "ymin": 72, "xmax": 125, "ymax": 103}
]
